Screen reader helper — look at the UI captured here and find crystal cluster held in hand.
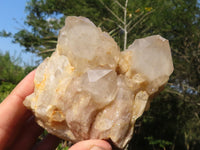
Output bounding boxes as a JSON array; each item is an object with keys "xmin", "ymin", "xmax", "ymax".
[{"xmin": 24, "ymin": 16, "xmax": 174, "ymax": 149}]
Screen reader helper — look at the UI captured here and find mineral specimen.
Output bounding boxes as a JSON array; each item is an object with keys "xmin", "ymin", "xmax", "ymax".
[{"xmin": 23, "ymin": 16, "xmax": 174, "ymax": 149}]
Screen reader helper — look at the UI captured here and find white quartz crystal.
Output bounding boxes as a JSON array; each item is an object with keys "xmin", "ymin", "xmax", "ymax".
[
  {"xmin": 24, "ymin": 16, "xmax": 174, "ymax": 149},
  {"xmin": 57, "ymin": 16, "xmax": 120, "ymax": 73}
]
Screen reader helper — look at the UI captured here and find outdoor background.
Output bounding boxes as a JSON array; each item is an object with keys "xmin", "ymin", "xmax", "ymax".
[{"xmin": 0, "ymin": 0, "xmax": 200, "ymax": 150}]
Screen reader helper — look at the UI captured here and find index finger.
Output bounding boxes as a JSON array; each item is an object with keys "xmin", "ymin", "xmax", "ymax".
[{"xmin": 0, "ymin": 70, "xmax": 36, "ymax": 147}]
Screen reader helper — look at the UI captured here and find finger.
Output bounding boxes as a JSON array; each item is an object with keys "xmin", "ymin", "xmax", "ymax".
[
  {"xmin": 10, "ymin": 116, "xmax": 44, "ymax": 150},
  {"xmin": 0, "ymin": 70, "xmax": 35, "ymax": 148},
  {"xmin": 33, "ymin": 134, "xmax": 61, "ymax": 150},
  {"xmin": 69, "ymin": 140, "xmax": 112, "ymax": 150},
  {"xmin": 3, "ymin": 110, "xmax": 33, "ymax": 148}
]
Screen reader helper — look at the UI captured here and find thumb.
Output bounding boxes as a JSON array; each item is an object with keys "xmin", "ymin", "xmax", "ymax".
[{"xmin": 69, "ymin": 140, "xmax": 112, "ymax": 150}]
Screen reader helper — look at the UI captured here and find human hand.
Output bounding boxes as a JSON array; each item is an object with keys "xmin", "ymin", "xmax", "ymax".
[{"xmin": 0, "ymin": 70, "xmax": 112, "ymax": 150}]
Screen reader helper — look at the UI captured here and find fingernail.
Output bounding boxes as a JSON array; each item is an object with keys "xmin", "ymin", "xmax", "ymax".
[{"xmin": 90, "ymin": 146, "xmax": 107, "ymax": 150}]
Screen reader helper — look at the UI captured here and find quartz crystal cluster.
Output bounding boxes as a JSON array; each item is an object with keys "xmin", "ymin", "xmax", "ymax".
[{"xmin": 24, "ymin": 16, "xmax": 174, "ymax": 149}]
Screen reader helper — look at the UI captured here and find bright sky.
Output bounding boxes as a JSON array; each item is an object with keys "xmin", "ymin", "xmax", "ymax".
[{"xmin": 0, "ymin": 0, "xmax": 41, "ymax": 66}]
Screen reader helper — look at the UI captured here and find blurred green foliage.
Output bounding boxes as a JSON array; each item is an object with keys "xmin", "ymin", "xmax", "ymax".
[
  {"xmin": 0, "ymin": 52, "xmax": 36, "ymax": 102},
  {"xmin": 0, "ymin": 52, "xmax": 25, "ymax": 84},
  {"xmin": 0, "ymin": 0, "xmax": 200, "ymax": 149},
  {"xmin": 0, "ymin": 82, "xmax": 15, "ymax": 102},
  {"xmin": 0, "ymin": 52, "xmax": 23, "ymax": 102},
  {"xmin": 56, "ymin": 143, "xmax": 69, "ymax": 150},
  {"xmin": 144, "ymin": 136, "xmax": 172, "ymax": 150}
]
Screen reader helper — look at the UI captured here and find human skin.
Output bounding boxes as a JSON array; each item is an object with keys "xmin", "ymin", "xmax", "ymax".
[{"xmin": 0, "ymin": 70, "xmax": 111, "ymax": 150}]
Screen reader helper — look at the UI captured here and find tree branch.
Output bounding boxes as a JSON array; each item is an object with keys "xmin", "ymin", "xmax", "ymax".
[
  {"xmin": 123, "ymin": 0, "xmax": 129, "ymax": 50},
  {"xmin": 164, "ymin": 89, "xmax": 184, "ymax": 97},
  {"xmin": 38, "ymin": 48, "xmax": 55, "ymax": 54},
  {"xmin": 127, "ymin": 12, "xmax": 145, "ymax": 28},
  {"xmin": 128, "ymin": 10, "xmax": 154, "ymax": 33},
  {"xmin": 99, "ymin": 0, "xmax": 124, "ymax": 24},
  {"xmin": 173, "ymin": 48, "xmax": 190, "ymax": 63},
  {"xmin": 114, "ymin": 0, "xmax": 125, "ymax": 9},
  {"xmin": 103, "ymin": 17, "xmax": 123, "ymax": 30},
  {"xmin": 109, "ymin": 27, "xmax": 119, "ymax": 35}
]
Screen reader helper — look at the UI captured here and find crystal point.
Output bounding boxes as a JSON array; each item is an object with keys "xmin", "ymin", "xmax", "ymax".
[{"xmin": 87, "ymin": 69, "xmax": 112, "ymax": 82}]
